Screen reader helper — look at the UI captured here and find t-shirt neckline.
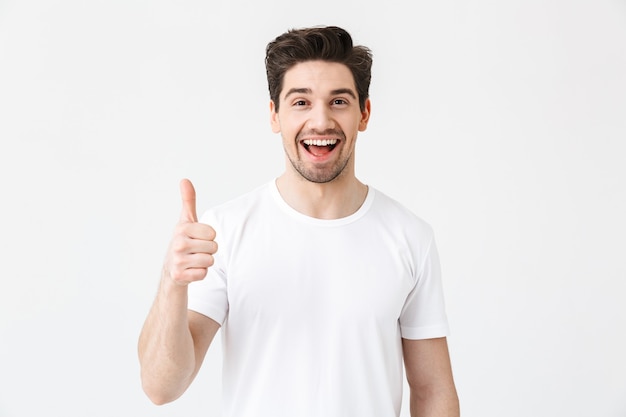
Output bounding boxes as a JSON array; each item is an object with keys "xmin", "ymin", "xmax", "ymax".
[{"xmin": 269, "ymin": 179, "xmax": 375, "ymax": 227}]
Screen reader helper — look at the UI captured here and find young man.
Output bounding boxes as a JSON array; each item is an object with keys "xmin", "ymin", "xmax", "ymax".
[{"xmin": 138, "ymin": 26, "xmax": 459, "ymax": 417}]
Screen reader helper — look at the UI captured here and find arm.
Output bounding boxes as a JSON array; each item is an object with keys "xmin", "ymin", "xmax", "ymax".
[
  {"xmin": 138, "ymin": 279, "xmax": 220, "ymax": 404},
  {"xmin": 402, "ymin": 337, "xmax": 460, "ymax": 417},
  {"xmin": 138, "ymin": 179, "xmax": 220, "ymax": 404}
]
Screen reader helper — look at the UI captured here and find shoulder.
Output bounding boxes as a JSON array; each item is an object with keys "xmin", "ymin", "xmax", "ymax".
[
  {"xmin": 199, "ymin": 181, "xmax": 273, "ymax": 226},
  {"xmin": 366, "ymin": 187, "xmax": 439, "ymax": 281},
  {"xmin": 368, "ymin": 187, "xmax": 435, "ymax": 241}
]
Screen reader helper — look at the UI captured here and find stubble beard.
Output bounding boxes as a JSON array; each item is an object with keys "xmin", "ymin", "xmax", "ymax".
[
  {"xmin": 287, "ymin": 151, "xmax": 352, "ymax": 184},
  {"xmin": 284, "ymin": 130, "xmax": 352, "ymax": 184}
]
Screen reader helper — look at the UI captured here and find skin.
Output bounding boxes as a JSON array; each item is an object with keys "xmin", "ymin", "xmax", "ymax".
[
  {"xmin": 138, "ymin": 60, "xmax": 460, "ymax": 416},
  {"xmin": 138, "ymin": 179, "xmax": 220, "ymax": 405},
  {"xmin": 270, "ymin": 60, "xmax": 370, "ymax": 219},
  {"xmin": 403, "ymin": 338, "xmax": 460, "ymax": 416}
]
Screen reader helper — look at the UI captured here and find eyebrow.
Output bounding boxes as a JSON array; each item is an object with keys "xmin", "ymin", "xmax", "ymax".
[{"xmin": 283, "ymin": 87, "xmax": 357, "ymax": 100}]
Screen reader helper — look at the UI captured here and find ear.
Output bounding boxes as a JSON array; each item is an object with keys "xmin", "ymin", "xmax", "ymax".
[
  {"xmin": 358, "ymin": 98, "xmax": 371, "ymax": 132},
  {"xmin": 270, "ymin": 100, "xmax": 281, "ymax": 133}
]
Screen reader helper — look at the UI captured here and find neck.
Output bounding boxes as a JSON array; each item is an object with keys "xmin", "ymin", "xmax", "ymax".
[{"xmin": 275, "ymin": 172, "xmax": 368, "ymax": 220}]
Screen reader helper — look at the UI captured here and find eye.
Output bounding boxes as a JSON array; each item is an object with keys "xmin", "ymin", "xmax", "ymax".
[
  {"xmin": 333, "ymin": 98, "xmax": 348, "ymax": 105},
  {"xmin": 293, "ymin": 100, "xmax": 307, "ymax": 106}
]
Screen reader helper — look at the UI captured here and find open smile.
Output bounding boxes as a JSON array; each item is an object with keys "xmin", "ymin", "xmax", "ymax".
[{"xmin": 301, "ymin": 138, "xmax": 339, "ymax": 157}]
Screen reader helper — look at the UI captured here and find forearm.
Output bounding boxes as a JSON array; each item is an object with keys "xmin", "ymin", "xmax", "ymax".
[{"xmin": 138, "ymin": 274, "xmax": 196, "ymax": 404}]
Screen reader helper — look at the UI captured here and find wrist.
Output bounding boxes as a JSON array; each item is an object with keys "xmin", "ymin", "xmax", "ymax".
[{"xmin": 160, "ymin": 267, "xmax": 190, "ymax": 297}]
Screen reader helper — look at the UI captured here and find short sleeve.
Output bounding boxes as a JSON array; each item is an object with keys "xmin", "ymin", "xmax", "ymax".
[
  {"xmin": 187, "ymin": 267, "xmax": 229, "ymax": 325},
  {"xmin": 187, "ymin": 210, "xmax": 229, "ymax": 325},
  {"xmin": 399, "ymin": 236, "xmax": 450, "ymax": 339}
]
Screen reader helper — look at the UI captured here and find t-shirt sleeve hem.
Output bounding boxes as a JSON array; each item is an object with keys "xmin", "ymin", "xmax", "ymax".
[
  {"xmin": 400, "ymin": 323, "xmax": 450, "ymax": 340},
  {"xmin": 187, "ymin": 304, "xmax": 227, "ymax": 326}
]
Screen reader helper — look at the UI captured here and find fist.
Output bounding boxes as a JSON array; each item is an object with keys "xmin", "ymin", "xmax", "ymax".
[{"xmin": 164, "ymin": 179, "xmax": 218, "ymax": 286}]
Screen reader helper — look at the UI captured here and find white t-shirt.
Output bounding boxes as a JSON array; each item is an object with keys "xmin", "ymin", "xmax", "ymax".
[{"xmin": 188, "ymin": 180, "xmax": 449, "ymax": 417}]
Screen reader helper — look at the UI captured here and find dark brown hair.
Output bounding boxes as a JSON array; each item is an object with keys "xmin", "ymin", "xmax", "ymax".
[{"xmin": 265, "ymin": 26, "xmax": 373, "ymax": 112}]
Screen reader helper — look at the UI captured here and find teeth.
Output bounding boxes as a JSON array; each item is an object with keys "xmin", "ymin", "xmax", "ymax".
[{"xmin": 303, "ymin": 139, "xmax": 338, "ymax": 146}]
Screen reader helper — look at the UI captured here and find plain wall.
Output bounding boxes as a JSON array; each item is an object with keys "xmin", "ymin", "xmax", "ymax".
[{"xmin": 1, "ymin": 0, "xmax": 625, "ymax": 416}]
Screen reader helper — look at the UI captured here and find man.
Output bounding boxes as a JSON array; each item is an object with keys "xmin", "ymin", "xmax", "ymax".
[{"xmin": 138, "ymin": 25, "xmax": 459, "ymax": 417}]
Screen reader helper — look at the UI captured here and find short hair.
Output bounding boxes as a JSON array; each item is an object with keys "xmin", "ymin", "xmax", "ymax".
[{"xmin": 265, "ymin": 26, "xmax": 373, "ymax": 112}]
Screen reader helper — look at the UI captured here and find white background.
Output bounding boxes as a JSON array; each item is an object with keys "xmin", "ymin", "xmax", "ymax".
[{"xmin": 1, "ymin": 0, "xmax": 625, "ymax": 416}]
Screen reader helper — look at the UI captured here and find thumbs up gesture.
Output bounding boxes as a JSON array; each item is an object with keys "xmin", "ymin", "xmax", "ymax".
[{"xmin": 163, "ymin": 179, "xmax": 218, "ymax": 286}]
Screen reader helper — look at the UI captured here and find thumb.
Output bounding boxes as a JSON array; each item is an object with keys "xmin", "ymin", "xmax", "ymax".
[{"xmin": 179, "ymin": 178, "xmax": 198, "ymax": 223}]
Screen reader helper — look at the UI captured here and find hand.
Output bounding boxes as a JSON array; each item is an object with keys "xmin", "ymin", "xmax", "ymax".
[{"xmin": 163, "ymin": 179, "xmax": 218, "ymax": 286}]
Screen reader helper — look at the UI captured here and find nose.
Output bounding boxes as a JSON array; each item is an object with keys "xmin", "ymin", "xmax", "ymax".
[{"xmin": 306, "ymin": 103, "xmax": 335, "ymax": 131}]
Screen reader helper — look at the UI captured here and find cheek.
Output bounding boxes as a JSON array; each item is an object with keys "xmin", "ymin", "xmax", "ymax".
[{"xmin": 282, "ymin": 120, "xmax": 303, "ymax": 138}]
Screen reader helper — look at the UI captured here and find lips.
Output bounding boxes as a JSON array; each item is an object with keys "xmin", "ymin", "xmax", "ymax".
[{"xmin": 301, "ymin": 138, "xmax": 338, "ymax": 157}]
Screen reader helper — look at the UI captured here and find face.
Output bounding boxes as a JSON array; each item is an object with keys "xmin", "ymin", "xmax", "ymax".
[{"xmin": 270, "ymin": 60, "xmax": 370, "ymax": 184}]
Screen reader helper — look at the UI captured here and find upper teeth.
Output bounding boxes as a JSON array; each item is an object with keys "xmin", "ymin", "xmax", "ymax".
[{"xmin": 303, "ymin": 139, "xmax": 338, "ymax": 146}]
